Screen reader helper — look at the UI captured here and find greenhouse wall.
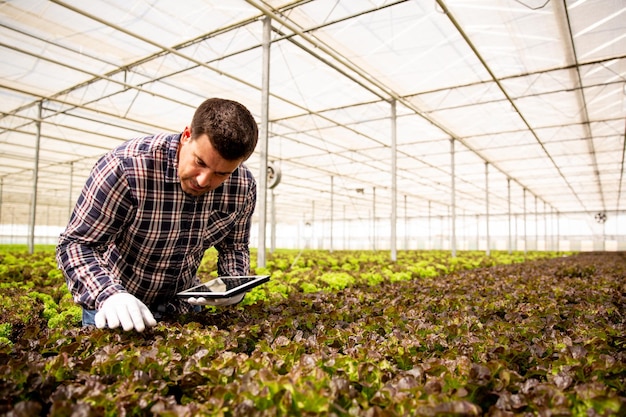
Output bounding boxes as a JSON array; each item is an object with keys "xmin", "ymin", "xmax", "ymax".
[{"xmin": 1, "ymin": 211, "xmax": 624, "ymax": 251}]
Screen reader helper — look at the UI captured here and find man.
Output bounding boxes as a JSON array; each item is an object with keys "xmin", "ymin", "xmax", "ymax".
[{"xmin": 56, "ymin": 98, "xmax": 259, "ymax": 332}]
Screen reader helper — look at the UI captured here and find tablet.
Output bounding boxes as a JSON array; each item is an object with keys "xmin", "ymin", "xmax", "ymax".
[{"xmin": 177, "ymin": 275, "xmax": 270, "ymax": 299}]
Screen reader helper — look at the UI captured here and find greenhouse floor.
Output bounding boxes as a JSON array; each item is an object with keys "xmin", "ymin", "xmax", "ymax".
[{"xmin": 0, "ymin": 249, "xmax": 624, "ymax": 416}]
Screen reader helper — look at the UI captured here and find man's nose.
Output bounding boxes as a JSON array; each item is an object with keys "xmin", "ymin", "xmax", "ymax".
[{"xmin": 197, "ymin": 170, "xmax": 213, "ymax": 188}]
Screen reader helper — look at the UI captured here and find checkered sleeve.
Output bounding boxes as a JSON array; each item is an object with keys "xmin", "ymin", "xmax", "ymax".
[
  {"xmin": 56, "ymin": 152, "xmax": 136, "ymax": 310},
  {"xmin": 215, "ymin": 172, "xmax": 256, "ymax": 277}
]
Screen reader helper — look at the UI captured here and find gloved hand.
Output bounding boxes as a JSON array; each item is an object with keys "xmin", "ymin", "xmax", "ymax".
[
  {"xmin": 186, "ymin": 292, "xmax": 245, "ymax": 307},
  {"xmin": 95, "ymin": 292, "xmax": 157, "ymax": 332}
]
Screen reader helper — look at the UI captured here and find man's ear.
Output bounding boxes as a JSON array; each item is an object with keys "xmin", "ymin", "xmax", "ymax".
[{"xmin": 183, "ymin": 126, "xmax": 192, "ymax": 140}]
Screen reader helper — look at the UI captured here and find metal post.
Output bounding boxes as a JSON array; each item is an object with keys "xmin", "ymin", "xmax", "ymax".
[
  {"xmin": 372, "ymin": 187, "xmax": 376, "ymax": 251},
  {"xmin": 515, "ymin": 213, "xmax": 518, "ymax": 251},
  {"xmin": 450, "ymin": 138, "xmax": 456, "ymax": 257},
  {"xmin": 535, "ymin": 195, "xmax": 538, "ymax": 250},
  {"xmin": 485, "ymin": 162, "xmax": 490, "ymax": 256},
  {"xmin": 556, "ymin": 210, "xmax": 561, "ymax": 252},
  {"xmin": 0, "ymin": 177, "xmax": 3, "ymax": 229},
  {"xmin": 522, "ymin": 188, "xmax": 528, "ymax": 255},
  {"xmin": 390, "ymin": 99, "xmax": 397, "ymax": 261},
  {"xmin": 542, "ymin": 200, "xmax": 548, "ymax": 250},
  {"xmin": 28, "ymin": 102, "xmax": 43, "ymax": 254},
  {"xmin": 507, "ymin": 178, "xmax": 512, "ymax": 254},
  {"xmin": 270, "ymin": 189, "xmax": 276, "ymax": 254},
  {"xmin": 257, "ymin": 16, "xmax": 271, "ymax": 268},
  {"xmin": 330, "ymin": 175, "xmax": 334, "ymax": 253},
  {"xmin": 68, "ymin": 161, "xmax": 74, "ymax": 219}
]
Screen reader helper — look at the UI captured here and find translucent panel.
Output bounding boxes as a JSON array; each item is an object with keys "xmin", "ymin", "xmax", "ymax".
[{"xmin": 0, "ymin": 0, "xmax": 623, "ymax": 239}]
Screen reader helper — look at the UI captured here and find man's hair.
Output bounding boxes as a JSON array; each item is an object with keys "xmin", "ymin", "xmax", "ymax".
[{"xmin": 190, "ymin": 98, "xmax": 258, "ymax": 161}]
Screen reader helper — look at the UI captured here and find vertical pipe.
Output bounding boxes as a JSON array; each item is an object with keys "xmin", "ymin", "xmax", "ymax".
[
  {"xmin": 372, "ymin": 187, "xmax": 376, "ymax": 251},
  {"xmin": 390, "ymin": 99, "xmax": 397, "ymax": 261},
  {"xmin": 513, "ymin": 214, "xmax": 519, "ymax": 251},
  {"xmin": 485, "ymin": 162, "xmax": 490, "ymax": 256},
  {"xmin": 542, "ymin": 200, "xmax": 548, "ymax": 250},
  {"xmin": 535, "ymin": 195, "xmax": 538, "ymax": 250},
  {"xmin": 507, "ymin": 178, "xmax": 512, "ymax": 254},
  {"xmin": 552, "ymin": 207, "xmax": 556, "ymax": 251},
  {"xmin": 28, "ymin": 102, "xmax": 42, "ymax": 254},
  {"xmin": 522, "ymin": 188, "xmax": 528, "ymax": 255},
  {"xmin": 270, "ymin": 189, "xmax": 276, "ymax": 254},
  {"xmin": 330, "ymin": 175, "xmax": 334, "ymax": 253},
  {"xmin": 450, "ymin": 138, "xmax": 456, "ymax": 257},
  {"xmin": 0, "ymin": 177, "xmax": 3, "ymax": 229},
  {"xmin": 556, "ymin": 210, "xmax": 561, "ymax": 252},
  {"xmin": 68, "ymin": 161, "xmax": 74, "ymax": 219},
  {"xmin": 257, "ymin": 16, "xmax": 271, "ymax": 268}
]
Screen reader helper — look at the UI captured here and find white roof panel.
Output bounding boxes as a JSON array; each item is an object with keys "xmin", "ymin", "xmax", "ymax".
[{"xmin": 0, "ymin": 0, "xmax": 624, "ymax": 229}]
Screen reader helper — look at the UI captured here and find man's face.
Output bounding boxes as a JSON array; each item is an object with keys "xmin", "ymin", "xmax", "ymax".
[{"xmin": 177, "ymin": 129, "xmax": 243, "ymax": 196}]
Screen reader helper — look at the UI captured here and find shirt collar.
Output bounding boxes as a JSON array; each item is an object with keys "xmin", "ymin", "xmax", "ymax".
[{"xmin": 166, "ymin": 133, "xmax": 182, "ymax": 183}]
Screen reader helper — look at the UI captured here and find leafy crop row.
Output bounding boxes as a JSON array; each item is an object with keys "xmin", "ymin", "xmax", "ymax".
[{"xmin": 0, "ymin": 247, "xmax": 624, "ymax": 416}]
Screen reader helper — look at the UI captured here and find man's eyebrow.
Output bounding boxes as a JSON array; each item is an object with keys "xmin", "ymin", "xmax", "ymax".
[
  {"xmin": 215, "ymin": 169, "xmax": 234, "ymax": 175},
  {"xmin": 195, "ymin": 153, "xmax": 235, "ymax": 175}
]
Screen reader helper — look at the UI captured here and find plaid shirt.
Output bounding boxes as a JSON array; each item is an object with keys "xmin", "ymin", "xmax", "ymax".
[{"xmin": 56, "ymin": 133, "xmax": 256, "ymax": 313}]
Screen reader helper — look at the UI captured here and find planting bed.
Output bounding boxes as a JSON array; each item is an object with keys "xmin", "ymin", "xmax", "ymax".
[{"xmin": 0, "ymin": 248, "xmax": 624, "ymax": 416}]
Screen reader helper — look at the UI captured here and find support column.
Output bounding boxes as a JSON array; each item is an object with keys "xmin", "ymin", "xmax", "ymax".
[
  {"xmin": 541, "ymin": 200, "xmax": 549, "ymax": 250},
  {"xmin": 270, "ymin": 189, "xmax": 276, "ymax": 254},
  {"xmin": 534, "ymin": 195, "xmax": 538, "ymax": 250},
  {"xmin": 507, "ymin": 178, "xmax": 512, "ymax": 254},
  {"xmin": 372, "ymin": 187, "xmax": 376, "ymax": 251},
  {"xmin": 28, "ymin": 101, "xmax": 42, "ymax": 254},
  {"xmin": 68, "ymin": 162, "xmax": 74, "ymax": 219},
  {"xmin": 390, "ymin": 99, "xmax": 397, "ymax": 261},
  {"xmin": 485, "ymin": 162, "xmax": 490, "ymax": 256},
  {"xmin": 556, "ymin": 210, "xmax": 561, "ymax": 252},
  {"xmin": 450, "ymin": 138, "xmax": 456, "ymax": 257},
  {"xmin": 523, "ymin": 188, "xmax": 527, "ymax": 255},
  {"xmin": 257, "ymin": 16, "xmax": 271, "ymax": 268},
  {"xmin": 330, "ymin": 175, "xmax": 334, "ymax": 253},
  {"xmin": 0, "ymin": 177, "xmax": 3, "ymax": 228}
]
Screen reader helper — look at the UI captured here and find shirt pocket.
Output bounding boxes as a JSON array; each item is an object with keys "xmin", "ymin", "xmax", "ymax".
[{"xmin": 200, "ymin": 210, "xmax": 238, "ymax": 249}]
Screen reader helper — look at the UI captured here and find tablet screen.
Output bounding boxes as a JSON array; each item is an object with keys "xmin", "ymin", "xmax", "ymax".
[{"xmin": 177, "ymin": 275, "xmax": 270, "ymax": 298}]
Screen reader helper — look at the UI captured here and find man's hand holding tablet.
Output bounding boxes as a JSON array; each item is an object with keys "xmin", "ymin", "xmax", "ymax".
[
  {"xmin": 186, "ymin": 293, "xmax": 246, "ymax": 307},
  {"xmin": 178, "ymin": 275, "xmax": 270, "ymax": 307}
]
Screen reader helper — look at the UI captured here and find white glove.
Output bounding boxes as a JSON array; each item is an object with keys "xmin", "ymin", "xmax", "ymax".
[
  {"xmin": 95, "ymin": 292, "xmax": 157, "ymax": 332},
  {"xmin": 187, "ymin": 292, "xmax": 245, "ymax": 307}
]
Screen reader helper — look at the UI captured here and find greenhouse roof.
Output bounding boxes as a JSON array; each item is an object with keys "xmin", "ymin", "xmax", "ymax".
[{"xmin": 1, "ymin": 0, "xmax": 625, "ymax": 229}]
